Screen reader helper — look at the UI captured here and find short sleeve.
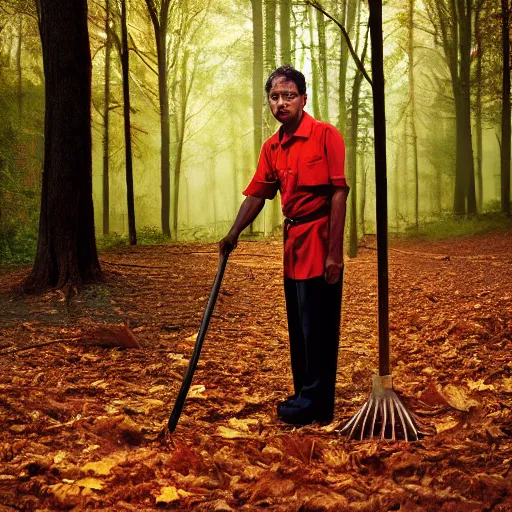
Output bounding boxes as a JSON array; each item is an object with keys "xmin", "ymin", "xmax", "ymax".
[
  {"xmin": 325, "ymin": 126, "xmax": 348, "ymax": 188},
  {"xmin": 242, "ymin": 143, "xmax": 279, "ymax": 199}
]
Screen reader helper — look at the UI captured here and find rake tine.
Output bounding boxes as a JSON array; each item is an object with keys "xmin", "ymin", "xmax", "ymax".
[
  {"xmin": 341, "ymin": 400, "xmax": 366, "ymax": 436},
  {"xmin": 390, "ymin": 397, "xmax": 396, "ymax": 441},
  {"xmin": 341, "ymin": 400, "xmax": 366, "ymax": 439},
  {"xmin": 394, "ymin": 396, "xmax": 409, "ymax": 442},
  {"xmin": 370, "ymin": 395, "xmax": 379, "ymax": 439},
  {"xmin": 380, "ymin": 398, "xmax": 387, "ymax": 440},
  {"xmin": 359, "ymin": 395, "xmax": 374, "ymax": 441},
  {"xmin": 395, "ymin": 397, "xmax": 419, "ymax": 440},
  {"xmin": 352, "ymin": 400, "xmax": 371, "ymax": 440}
]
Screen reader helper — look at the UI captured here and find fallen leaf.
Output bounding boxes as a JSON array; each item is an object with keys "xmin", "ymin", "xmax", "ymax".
[
  {"xmin": 188, "ymin": 384, "xmax": 206, "ymax": 398},
  {"xmin": 75, "ymin": 477, "xmax": 104, "ymax": 490},
  {"xmin": 185, "ymin": 333, "xmax": 198, "ymax": 343},
  {"xmin": 81, "ymin": 455, "xmax": 124, "ymax": 476},
  {"xmin": 155, "ymin": 486, "xmax": 191, "ymax": 504},
  {"xmin": 435, "ymin": 418, "xmax": 460, "ymax": 434},
  {"xmin": 442, "ymin": 384, "xmax": 480, "ymax": 411},
  {"xmin": 466, "ymin": 379, "xmax": 494, "ymax": 391}
]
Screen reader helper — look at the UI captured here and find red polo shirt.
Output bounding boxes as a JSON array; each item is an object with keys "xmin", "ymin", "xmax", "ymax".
[{"xmin": 243, "ymin": 111, "xmax": 347, "ymax": 280}]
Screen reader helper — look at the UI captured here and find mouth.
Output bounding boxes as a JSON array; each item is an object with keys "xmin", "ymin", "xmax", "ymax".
[{"xmin": 277, "ymin": 110, "xmax": 290, "ymax": 118}]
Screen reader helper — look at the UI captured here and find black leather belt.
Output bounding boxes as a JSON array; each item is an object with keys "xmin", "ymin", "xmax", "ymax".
[{"xmin": 284, "ymin": 206, "xmax": 330, "ymax": 226}]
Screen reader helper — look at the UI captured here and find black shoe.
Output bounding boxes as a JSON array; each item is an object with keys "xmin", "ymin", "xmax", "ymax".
[
  {"xmin": 277, "ymin": 394, "xmax": 298, "ymax": 410},
  {"xmin": 278, "ymin": 400, "xmax": 333, "ymax": 426}
]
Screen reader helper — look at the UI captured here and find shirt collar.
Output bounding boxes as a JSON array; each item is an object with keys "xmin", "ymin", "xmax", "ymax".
[{"xmin": 268, "ymin": 110, "xmax": 314, "ymax": 148}]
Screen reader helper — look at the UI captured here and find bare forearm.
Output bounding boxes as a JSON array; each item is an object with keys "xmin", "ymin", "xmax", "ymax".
[
  {"xmin": 227, "ymin": 195, "xmax": 265, "ymax": 238},
  {"xmin": 328, "ymin": 187, "xmax": 349, "ymax": 263}
]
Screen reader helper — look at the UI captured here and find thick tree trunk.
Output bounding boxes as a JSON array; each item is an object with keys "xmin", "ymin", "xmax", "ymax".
[
  {"xmin": 102, "ymin": 0, "xmax": 111, "ymax": 235},
  {"xmin": 120, "ymin": 0, "xmax": 136, "ymax": 244},
  {"xmin": 25, "ymin": 0, "xmax": 100, "ymax": 292},
  {"xmin": 501, "ymin": 0, "xmax": 511, "ymax": 215},
  {"xmin": 280, "ymin": 0, "xmax": 292, "ymax": 65}
]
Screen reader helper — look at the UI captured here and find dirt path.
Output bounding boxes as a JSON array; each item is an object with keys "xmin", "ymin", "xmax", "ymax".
[{"xmin": 0, "ymin": 231, "xmax": 511, "ymax": 511}]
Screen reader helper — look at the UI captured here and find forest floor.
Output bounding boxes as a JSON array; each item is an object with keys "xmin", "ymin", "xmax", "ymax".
[{"xmin": 0, "ymin": 229, "xmax": 511, "ymax": 511}]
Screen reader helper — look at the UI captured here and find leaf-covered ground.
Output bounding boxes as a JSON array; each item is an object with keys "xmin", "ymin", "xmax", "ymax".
[{"xmin": 0, "ymin": 230, "xmax": 511, "ymax": 511}]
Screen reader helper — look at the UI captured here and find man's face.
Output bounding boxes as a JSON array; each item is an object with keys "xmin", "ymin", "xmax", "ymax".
[{"xmin": 268, "ymin": 77, "xmax": 307, "ymax": 128}]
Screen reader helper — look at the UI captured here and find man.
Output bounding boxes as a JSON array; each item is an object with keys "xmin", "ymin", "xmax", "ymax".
[{"xmin": 219, "ymin": 65, "xmax": 349, "ymax": 425}]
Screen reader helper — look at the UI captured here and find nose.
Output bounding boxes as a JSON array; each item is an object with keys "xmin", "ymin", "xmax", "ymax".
[{"xmin": 277, "ymin": 94, "xmax": 287, "ymax": 107}]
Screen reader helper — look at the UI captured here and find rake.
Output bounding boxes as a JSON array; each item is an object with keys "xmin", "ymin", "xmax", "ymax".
[{"xmin": 340, "ymin": 0, "xmax": 420, "ymax": 442}]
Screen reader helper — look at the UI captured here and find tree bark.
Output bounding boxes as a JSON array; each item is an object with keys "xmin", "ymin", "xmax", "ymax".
[
  {"xmin": 474, "ymin": 0, "xmax": 484, "ymax": 212},
  {"xmin": 24, "ymin": 0, "xmax": 100, "ymax": 292},
  {"xmin": 145, "ymin": 0, "xmax": 172, "ymax": 236},
  {"xmin": 16, "ymin": 15, "xmax": 22, "ymax": 122},
  {"xmin": 102, "ymin": 0, "xmax": 111, "ymax": 235},
  {"xmin": 252, "ymin": 0, "xmax": 264, "ymax": 168},
  {"xmin": 280, "ymin": 0, "xmax": 292, "ymax": 65},
  {"xmin": 120, "ymin": 0, "xmax": 136, "ymax": 244},
  {"xmin": 317, "ymin": 11, "xmax": 329, "ymax": 122},
  {"xmin": 501, "ymin": 0, "xmax": 511, "ymax": 215},
  {"xmin": 407, "ymin": 0, "xmax": 419, "ymax": 228},
  {"xmin": 308, "ymin": 6, "xmax": 321, "ymax": 120}
]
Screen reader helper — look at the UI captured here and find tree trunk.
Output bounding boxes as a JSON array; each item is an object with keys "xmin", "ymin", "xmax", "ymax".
[
  {"xmin": 172, "ymin": 51, "xmax": 190, "ymax": 240},
  {"xmin": 347, "ymin": 6, "xmax": 367, "ymax": 257},
  {"xmin": 317, "ymin": 11, "xmax": 329, "ymax": 122},
  {"xmin": 16, "ymin": 15, "xmax": 22, "ymax": 122},
  {"xmin": 120, "ymin": 0, "xmax": 136, "ymax": 244},
  {"xmin": 501, "ymin": 0, "xmax": 511, "ymax": 215},
  {"xmin": 252, "ymin": 0, "xmax": 264, "ymax": 167},
  {"xmin": 337, "ymin": 0, "xmax": 357, "ymax": 133},
  {"xmin": 24, "ymin": 0, "xmax": 101, "ymax": 292},
  {"xmin": 474, "ymin": 2, "xmax": 483, "ymax": 212},
  {"xmin": 407, "ymin": 0, "xmax": 419, "ymax": 228},
  {"xmin": 145, "ymin": 1, "xmax": 171, "ymax": 236},
  {"xmin": 102, "ymin": 0, "xmax": 111, "ymax": 235},
  {"xmin": 308, "ymin": 6, "xmax": 321, "ymax": 119},
  {"xmin": 280, "ymin": 0, "xmax": 292, "ymax": 65}
]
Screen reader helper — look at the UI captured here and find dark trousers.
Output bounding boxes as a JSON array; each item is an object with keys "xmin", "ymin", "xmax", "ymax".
[{"xmin": 283, "ymin": 272, "xmax": 343, "ymax": 414}]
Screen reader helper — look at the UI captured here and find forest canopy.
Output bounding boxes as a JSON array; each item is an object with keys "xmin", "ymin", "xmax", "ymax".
[{"xmin": 0, "ymin": 0, "xmax": 510, "ymax": 264}]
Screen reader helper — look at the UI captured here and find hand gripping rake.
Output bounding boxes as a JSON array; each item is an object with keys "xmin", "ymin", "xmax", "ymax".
[
  {"xmin": 168, "ymin": 253, "xmax": 229, "ymax": 433},
  {"xmin": 340, "ymin": 0, "xmax": 420, "ymax": 441}
]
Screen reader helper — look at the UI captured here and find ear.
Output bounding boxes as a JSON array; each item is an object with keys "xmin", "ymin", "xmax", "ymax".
[{"xmin": 302, "ymin": 93, "xmax": 307, "ymax": 107}]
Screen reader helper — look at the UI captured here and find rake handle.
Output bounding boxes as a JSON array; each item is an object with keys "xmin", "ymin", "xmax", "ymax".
[
  {"xmin": 369, "ymin": 0, "xmax": 390, "ymax": 377},
  {"xmin": 168, "ymin": 253, "xmax": 229, "ymax": 433}
]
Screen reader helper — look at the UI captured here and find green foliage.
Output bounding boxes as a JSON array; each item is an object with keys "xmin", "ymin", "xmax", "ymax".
[
  {"xmin": 0, "ymin": 225, "xmax": 37, "ymax": 264},
  {"xmin": 404, "ymin": 213, "xmax": 511, "ymax": 240},
  {"xmin": 97, "ymin": 226, "xmax": 172, "ymax": 250}
]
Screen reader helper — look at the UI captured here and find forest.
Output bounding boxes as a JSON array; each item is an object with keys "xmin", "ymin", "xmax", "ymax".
[
  {"xmin": 0, "ymin": 0, "xmax": 510, "ymax": 265},
  {"xmin": 0, "ymin": 0, "xmax": 512, "ymax": 510}
]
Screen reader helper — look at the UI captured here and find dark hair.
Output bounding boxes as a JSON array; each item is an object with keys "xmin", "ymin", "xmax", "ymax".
[{"xmin": 265, "ymin": 65, "xmax": 307, "ymax": 96}]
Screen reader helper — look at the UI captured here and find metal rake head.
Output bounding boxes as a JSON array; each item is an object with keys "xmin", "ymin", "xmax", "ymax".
[{"xmin": 340, "ymin": 375, "xmax": 421, "ymax": 441}]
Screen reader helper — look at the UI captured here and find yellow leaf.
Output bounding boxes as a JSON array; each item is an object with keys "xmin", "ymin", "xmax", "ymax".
[
  {"xmin": 441, "ymin": 384, "xmax": 480, "ymax": 411},
  {"xmin": 188, "ymin": 385, "xmax": 206, "ymax": 398},
  {"xmin": 501, "ymin": 377, "xmax": 512, "ymax": 392},
  {"xmin": 228, "ymin": 418, "xmax": 258, "ymax": 432},
  {"xmin": 466, "ymin": 379, "xmax": 494, "ymax": 392},
  {"xmin": 149, "ymin": 385, "xmax": 167, "ymax": 393},
  {"xmin": 81, "ymin": 456, "xmax": 120, "ymax": 476},
  {"xmin": 156, "ymin": 486, "xmax": 180, "ymax": 504},
  {"xmin": 185, "ymin": 333, "xmax": 198, "ymax": 343},
  {"xmin": 76, "ymin": 477, "xmax": 104, "ymax": 490},
  {"xmin": 435, "ymin": 419, "xmax": 460, "ymax": 434},
  {"xmin": 215, "ymin": 426, "xmax": 251, "ymax": 439}
]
